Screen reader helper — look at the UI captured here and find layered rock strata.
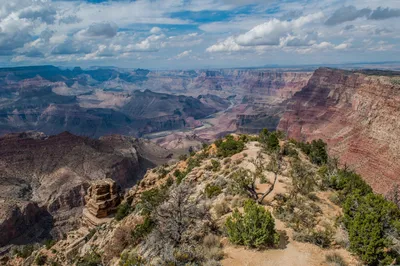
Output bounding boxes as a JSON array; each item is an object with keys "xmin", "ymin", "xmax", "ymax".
[{"xmin": 278, "ymin": 68, "xmax": 400, "ymax": 194}]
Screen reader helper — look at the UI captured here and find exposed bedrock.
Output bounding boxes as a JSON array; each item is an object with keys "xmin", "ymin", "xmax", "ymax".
[{"xmin": 278, "ymin": 68, "xmax": 400, "ymax": 194}]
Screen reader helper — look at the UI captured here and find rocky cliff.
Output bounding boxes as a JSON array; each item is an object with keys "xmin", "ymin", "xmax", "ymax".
[
  {"xmin": 278, "ymin": 68, "xmax": 400, "ymax": 194},
  {"xmin": 0, "ymin": 131, "xmax": 172, "ymax": 247}
]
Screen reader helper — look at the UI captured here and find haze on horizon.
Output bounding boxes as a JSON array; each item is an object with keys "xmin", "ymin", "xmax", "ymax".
[{"xmin": 1, "ymin": 0, "xmax": 400, "ymax": 69}]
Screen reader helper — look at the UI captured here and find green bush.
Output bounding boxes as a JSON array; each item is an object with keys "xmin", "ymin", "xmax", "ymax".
[
  {"xmin": 217, "ymin": 136, "xmax": 245, "ymax": 157},
  {"xmin": 296, "ymin": 139, "xmax": 328, "ymax": 165},
  {"xmin": 131, "ymin": 216, "xmax": 155, "ymax": 245},
  {"xmin": 343, "ymin": 192, "xmax": 400, "ymax": 265},
  {"xmin": 258, "ymin": 129, "xmax": 280, "ymax": 152},
  {"xmin": 214, "ymin": 138, "xmax": 223, "ymax": 148},
  {"xmin": 205, "ymin": 184, "xmax": 222, "ymax": 198},
  {"xmin": 115, "ymin": 202, "xmax": 133, "ymax": 221},
  {"xmin": 174, "ymin": 169, "xmax": 188, "ymax": 184},
  {"xmin": 327, "ymin": 169, "xmax": 372, "ymax": 200},
  {"xmin": 282, "ymin": 143, "xmax": 298, "ymax": 158},
  {"xmin": 211, "ymin": 160, "xmax": 221, "ymax": 172},
  {"xmin": 225, "ymin": 200, "xmax": 279, "ymax": 248},
  {"xmin": 138, "ymin": 187, "xmax": 168, "ymax": 215}
]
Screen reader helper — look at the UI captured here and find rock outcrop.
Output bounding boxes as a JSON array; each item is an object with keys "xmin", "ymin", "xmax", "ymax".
[
  {"xmin": 278, "ymin": 68, "xmax": 400, "ymax": 194},
  {"xmin": 82, "ymin": 179, "xmax": 120, "ymax": 228},
  {"xmin": 0, "ymin": 131, "xmax": 171, "ymax": 247}
]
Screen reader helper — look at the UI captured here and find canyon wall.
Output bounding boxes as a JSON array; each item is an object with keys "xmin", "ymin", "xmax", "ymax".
[
  {"xmin": 0, "ymin": 131, "xmax": 171, "ymax": 247},
  {"xmin": 278, "ymin": 68, "xmax": 400, "ymax": 194}
]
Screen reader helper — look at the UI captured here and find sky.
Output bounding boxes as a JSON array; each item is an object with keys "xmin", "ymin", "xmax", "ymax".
[{"xmin": 0, "ymin": 0, "xmax": 400, "ymax": 69}]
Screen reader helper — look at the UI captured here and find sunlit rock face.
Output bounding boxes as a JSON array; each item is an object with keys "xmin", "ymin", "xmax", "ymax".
[{"xmin": 278, "ymin": 68, "xmax": 400, "ymax": 194}]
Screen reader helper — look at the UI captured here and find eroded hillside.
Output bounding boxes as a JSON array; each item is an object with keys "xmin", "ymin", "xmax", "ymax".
[
  {"xmin": 0, "ymin": 132, "xmax": 172, "ymax": 251},
  {"xmin": 7, "ymin": 131, "xmax": 399, "ymax": 266},
  {"xmin": 278, "ymin": 68, "xmax": 400, "ymax": 194}
]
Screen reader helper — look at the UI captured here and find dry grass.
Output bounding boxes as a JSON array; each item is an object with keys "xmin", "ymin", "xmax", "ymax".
[{"xmin": 325, "ymin": 252, "xmax": 347, "ymax": 266}]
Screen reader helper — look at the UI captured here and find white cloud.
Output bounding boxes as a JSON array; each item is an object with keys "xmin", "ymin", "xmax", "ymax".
[
  {"xmin": 207, "ymin": 12, "xmax": 324, "ymax": 53},
  {"xmin": 150, "ymin": 27, "xmax": 162, "ymax": 34},
  {"xmin": 176, "ymin": 50, "xmax": 192, "ymax": 59},
  {"xmin": 235, "ymin": 12, "xmax": 324, "ymax": 46}
]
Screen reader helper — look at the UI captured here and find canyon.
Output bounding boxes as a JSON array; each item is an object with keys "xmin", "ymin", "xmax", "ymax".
[
  {"xmin": 0, "ymin": 131, "xmax": 172, "ymax": 251},
  {"xmin": 1, "ymin": 65, "xmax": 400, "ymax": 252},
  {"xmin": 278, "ymin": 68, "xmax": 400, "ymax": 194}
]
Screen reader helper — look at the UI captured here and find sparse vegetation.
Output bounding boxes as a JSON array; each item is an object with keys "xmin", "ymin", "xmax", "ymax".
[
  {"xmin": 13, "ymin": 244, "xmax": 35, "ymax": 259},
  {"xmin": 226, "ymin": 200, "xmax": 279, "ymax": 248},
  {"xmin": 211, "ymin": 159, "xmax": 221, "ymax": 172},
  {"xmin": 131, "ymin": 216, "xmax": 155, "ymax": 245},
  {"xmin": 205, "ymin": 184, "xmax": 222, "ymax": 198},
  {"xmin": 325, "ymin": 252, "xmax": 347, "ymax": 266},
  {"xmin": 120, "ymin": 250, "xmax": 146, "ymax": 266},
  {"xmin": 214, "ymin": 200, "xmax": 231, "ymax": 218},
  {"xmin": 293, "ymin": 227, "xmax": 333, "ymax": 248},
  {"xmin": 289, "ymin": 159, "xmax": 316, "ymax": 197},
  {"xmin": 174, "ymin": 169, "xmax": 188, "ymax": 184},
  {"xmin": 115, "ymin": 202, "xmax": 133, "ymax": 221},
  {"xmin": 136, "ymin": 186, "xmax": 168, "ymax": 215}
]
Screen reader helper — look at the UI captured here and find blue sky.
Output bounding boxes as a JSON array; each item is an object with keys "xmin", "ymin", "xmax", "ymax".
[{"xmin": 0, "ymin": 0, "xmax": 400, "ymax": 69}]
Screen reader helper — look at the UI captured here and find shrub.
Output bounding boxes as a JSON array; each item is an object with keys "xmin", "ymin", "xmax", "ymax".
[
  {"xmin": 293, "ymin": 228, "xmax": 333, "ymax": 248},
  {"xmin": 211, "ymin": 160, "xmax": 221, "ymax": 172},
  {"xmin": 137, "ymin": 187, "xmax": 168, "ymax": 215},
  {"xmin": 230, "ymin": 196, "xmax": 245, "ymax": 208},
  {"xmin": 85, "ymin": 228, "xmax": 96, "ymax": 242},
  {"xmin": 115, "ymin": 202, "xmax": 133, "ymax": 221},
  {"xmin": 174, "ymin": 169, "xmax": 188, "ymax": 185},
  {"xmin": 131, "ymin": 216, "xmax": 155, "ymax": 245},
  {"xmin": 158, "ymin": 167, "xmax": 169, "ymax": 179},
  {"xmin": 187, "ymin": 157, "xmax": 201, "ymax": 172},
  {"xmin": 120, "ymin": 250, "xmax": 146, "ymax": 266},
  {"xmin": 214, "ymin": 200, "xmax": 231, "ymax": 218},
  {"xmin": 273, "ymin": 197, "xmax": 319, "ymax": 231},
  {"xmin": 325, "ymin": 252, "xmax": 347, "ymax": 266},
  {"xmin": 205, "ymin": 184, "xmax": 222, "ymax": 199},
  {"xmin": 44, "ymin": 239, "xmax": 56, "ymax": 249},
  {"xmin": 119, "ymin": 251, "xmax": 146, "ymax": 266},
  {"xmin": 296, "ymin": 139, "xmax": 328, "ymax": 165},
  {"xmin": 225, "ymin": 200, "xmax": 279, "ymax": 248},
  {"xmin": 282, "ymin": 143, "xmax": 298, "ymax": 158},
  {"xmin": 214, "ymin": 139, "xmax": 223, "ymax": 148},
  {"xmin": 14, "ymin": 244, "xmax": 34, "ymax": 258},
  {"xmin": 258, "ymin": 129, "xmax": 280, "ymax": 153},
  {"xmin": 76, "ymin": 251, "xmax": 102, "ymax": 266},
  {"xmin": 343, "ymin": 192, "xmax": 400, "ymax": 265},
  {"xmin": 217, "ymin": 136, "xmax": 245, "ymax": 158},
  {"xmin": 290, "ymin": 159, "xmax": 316, "ymax": 197},
  {"xmin": 203, "ymin": 234, "xmax": 221, "ymax": 249}
]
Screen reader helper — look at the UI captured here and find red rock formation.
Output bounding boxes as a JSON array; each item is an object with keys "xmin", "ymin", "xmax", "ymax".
[
  {"xmin": 278, "ymin": 68, "xmax": 400, "ymax": 194},
  {"xmin": 0, "ymin": 131, "xmax": 171, "ymax": 247}
]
